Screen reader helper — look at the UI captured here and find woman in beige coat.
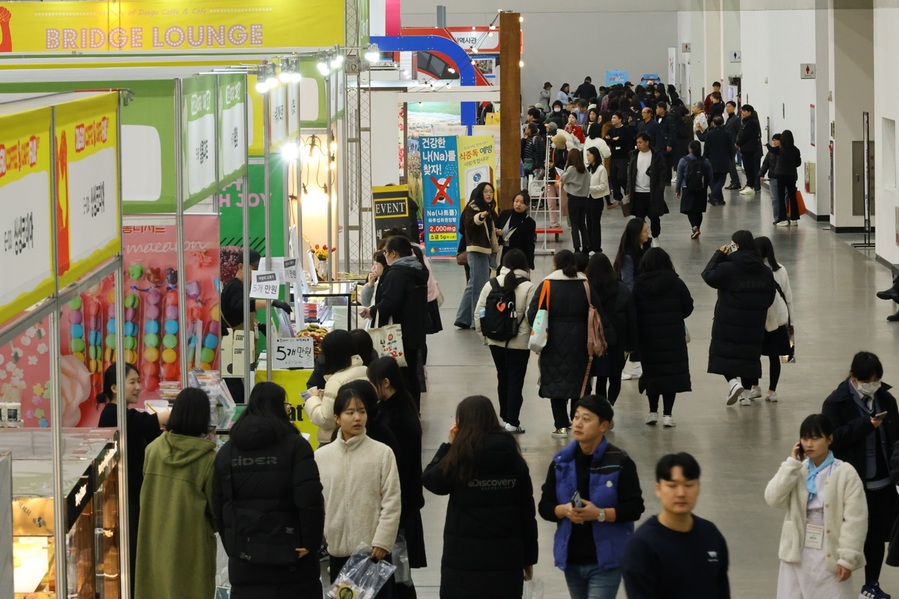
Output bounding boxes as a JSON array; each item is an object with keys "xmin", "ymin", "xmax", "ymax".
[
  {"xmin": 765, "ymin": 413, "xmax": 868, "ymax": 599},
  {"xmin": 475, "ymin": 248, "xmax": 535, "ymax": 434}
]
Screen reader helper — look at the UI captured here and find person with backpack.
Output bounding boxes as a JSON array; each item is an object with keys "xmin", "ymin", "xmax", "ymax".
[
  {"xmin": 676, "ymin": 140, "xmax": 714, "ymax": 240},
  {"xmin": 476, "ymin": 248, "xmax": 536, "ymax": 434}
]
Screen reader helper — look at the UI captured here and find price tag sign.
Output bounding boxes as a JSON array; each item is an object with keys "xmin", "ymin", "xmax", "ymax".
[
  {"xmin": 270, "ymin": 257, "xmax": 299, "ymax": 283},
  {"xmin": 273, "ymin": 336, "xmax": 315, "ymax": 369},
  {"xmin": 250, "ymin": 270, "xmax": 280, "ymax": 300}
]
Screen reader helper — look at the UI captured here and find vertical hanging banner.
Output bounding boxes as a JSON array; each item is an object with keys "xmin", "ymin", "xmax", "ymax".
[
  {"xmin": 456, "ymin": 135, "xmax": 496, "ymax": 204},
  {"xmin": 181, "ymin": 74, "xmax": 218, "ymax": 207},
  {"xmin": 55, "ymin": 92, "xmax": 121, "ymax": 289},
  {"xmin": 0, "ymin": 107, "xmax": 54, "ymax": 328},
  {"xmin": 420, "ymin": 136, "xmax": 461, "ymax": 257},
  {"xmin": 286, "ymin": 80, "xmax": 300, "ymax": 141},
  {"xmin": 269, "ymin": 84, "xmax": 289, "ymax": 149},
  {"xmin": 217, "ymin": 73, "xmax": 248, "ymax": 187}
]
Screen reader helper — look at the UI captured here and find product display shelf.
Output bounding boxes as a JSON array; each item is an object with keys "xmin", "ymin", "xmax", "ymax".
[
  {"xmin": 5, "ymin": 429, "xmax": 120, "ymax": 599},
  {"xmin": 301, "ymin": 281, "xmax": 358, "ymax": 331}
]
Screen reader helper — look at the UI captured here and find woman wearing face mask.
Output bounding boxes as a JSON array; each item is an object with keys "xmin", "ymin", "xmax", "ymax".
[
  {"xmin": 765, "ymin": 414, "xmax": 867, "ymax": 599},
  {"xmin": 822, "ymin": 352, "xmax": 899, "ymax": 599},
  {"xmin": 97, "ymin": 362, "xmax": 170, "ymax": 594},
  {"xmin": 315, "ymin": 383, "xmax": 402, "ymax": 599},
  {"xmin": 495, "ymin": 190, "xmax": 537, "ymax": 270},
  {"xmin": 548, "ymin": 100, "xmax": 569, "ymax": 129}
]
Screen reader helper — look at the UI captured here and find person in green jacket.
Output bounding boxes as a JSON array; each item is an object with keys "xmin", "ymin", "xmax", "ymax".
[{"xmin": 134, "ymin": 388, "xmax": 217, "ymax": 599}]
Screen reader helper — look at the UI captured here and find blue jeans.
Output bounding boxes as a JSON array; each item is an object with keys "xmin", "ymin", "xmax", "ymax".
[
  {"xmin": 454, "ymin": 250, "xmax": 491, "ymax": 327},
  {"xmin": 768, "ymin": 178, "xmax": 780, "ymax": 221},
  {"xmin": 564, "ymin": 564, "xmax": 621, "ymax": 599}
]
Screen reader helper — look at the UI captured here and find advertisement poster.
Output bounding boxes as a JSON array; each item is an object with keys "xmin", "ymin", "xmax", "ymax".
[
  {"xmin": 0, "ymin": 107, "xmax": 54, "ymax": 328},
  {"xmin": 218, "ymin": 159, "xmax": 285, "ymax": 258},
  {"xmin": 606, "ymin": 70, "xmax": 628, "ymax": 85},
  {"xmin": 456, "ymin": 135, "xmax": 496, "ymax": 204},
  {"xmin": 373, "ymin": 185, "xmax": 418, "ymax": 243},
  {"xmin": 420, "ymin": 136, "xmax": 461, "ymax": 257},
  {"xmin": 0, "ymin": 0, "xmax": 345, "ymax": 54},
  {"xmin": 55, "ymin": 92, "xmax": 121, "ymax": 289},
  {"xmin": 181, "ymin": 74, "xmax": 218, "ymax": 204}
]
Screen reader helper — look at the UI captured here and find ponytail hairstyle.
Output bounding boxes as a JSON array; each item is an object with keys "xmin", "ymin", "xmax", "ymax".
[
  {"xmin": 689, "ymin": 140, "xmax": 702, "ymax": 157},
  {"xmin": 553, "ymin": 249, "xmax": 579, "ymax": 278},
  {"xmin": 755, "ymin": 236, "xmax": 781, "ymax": 271},
  {"xmin": 500, "ymin": 248, "xmax": 529, "ymax": 291},
  {"xmin": 96, "ymin": 362, "xmax": 139, "ymax": 406}
]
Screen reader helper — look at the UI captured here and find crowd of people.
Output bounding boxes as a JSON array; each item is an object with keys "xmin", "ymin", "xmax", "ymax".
[{"xmin": 523, "ymin": 79, "xmax": 806, "ymax": 255}]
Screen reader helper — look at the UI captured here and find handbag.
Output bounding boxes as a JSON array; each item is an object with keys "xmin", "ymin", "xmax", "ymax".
[
  {"xmin": 580, "ymin": 281, "xmax": 608, "ymax": 397},
  {"xmin": 788, "ymin": 189, "xmax": 807, "ymax": 219},
  {"xmin": 621, "ymin": 196, "xmax": 632, "ymax": 218},
  {"xmin": 369, "ymin": 320, "xmax": 407, "ymax": 367},
  {"xmin": 528, "ymin": 281, "xmax": 551, "ymax": 353},
  {"xmin": 220, "ymin": 313, "xmax": 256, "ymax": 377}
]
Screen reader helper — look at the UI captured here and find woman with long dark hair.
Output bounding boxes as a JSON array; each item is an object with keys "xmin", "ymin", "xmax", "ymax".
[
  {"xmin": 495, "ymin": 189, "xmax": 537, "ymax": 270},
  {"xmin": 422, "ymin": 396, "xmax": 538, "ymax": 599},
  {"xmin": 560, "ymin": 148, "xmax": 591, "ymax": 253},
  {"xmin": 676, "ymin": 140, "xmax": 714, "ymax": 239},
  {"xmin": 213, "ymin": 382, "xmax": 324, "ymax": 598},
  {"xmin": 368, "ymin": 357, "xmax": 427, "ymax": 598},
  {"xmin": 752, "ymin": 237, "xmax": 794, "ymax": 402},
  {"xmin": 702, "ymin": 230, "xmax": 776, "ymax": 406},
  {"xmin": 586, "ymin": 146, "xmax": 609, "ymax": 253},
  {"xmin": 453, "ymin": 181, "xmax": 499, "ymax": 329},
  {"xmin": 528, "ymin": 250, "xmax": 598, "ymax": 436},
  {"xmin": 136, "ymin": 388, "xmax": 216, "ymax": 599},
  {"xmin": 633, "ymin": 248, "xmax": 694, "ymax": 427},
  {"xmin": 475, "ymin": 248, "xmax": 536, "ymax": 434},
  {"xmin": 613, "ymin": 218, "xmax": 649, "ymax": 292},
  {"xmin": 774, "ymin": 129, "xmax": 803, "ymax": 226},
  {"xmin": 587, "ymin": 253, "xmax": 637, "ymax": 404}
]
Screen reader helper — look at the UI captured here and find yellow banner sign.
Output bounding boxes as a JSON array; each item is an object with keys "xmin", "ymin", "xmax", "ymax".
[
  {"xmin": 0, "ymin": 108, "xmax": 54, "ymax": 328},
  {"xmin": 55, "ymin": 93, "xmax": 122, "ymax": 288},
  {"xmin": 0, "ymin": 0, "xmax": 344, "ymax": 54}
]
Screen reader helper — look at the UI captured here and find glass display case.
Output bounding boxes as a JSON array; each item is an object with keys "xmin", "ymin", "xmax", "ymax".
[
  {"xmin": 5, "ymin": 429, "xmax": 119, "ymax": 599},
  {"xmin": 301, "ymin": 281, "xmax": 358, "ymax": 330}
]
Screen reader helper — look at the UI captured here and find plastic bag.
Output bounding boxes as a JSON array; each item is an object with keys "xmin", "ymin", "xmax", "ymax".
[
  {"xmin": 327, "ymin": 544, "xmax": 397, "ymax": 599},
  {"xmin": 523, "ymin": 577, "xmax": 544, "ymax": 599},
  {"xmin": 392, "ymin": 534, "xmax": 411, "ymax": 584}
]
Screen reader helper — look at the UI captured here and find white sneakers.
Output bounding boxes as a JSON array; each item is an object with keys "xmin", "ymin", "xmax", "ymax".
[
  {"xmin": 766, "ymin": 391, "xmax": 779, "ymax": 402},
  {"xmin": 775, "ymin": 220, "xmax": 789, "ymax": 227},
  {"xmin": 726, "ymin": 379, "xmax": 745, "ymax": 405},
  {"xmin": 743, "ymin": 387, "xmax": 762, "ymax": 400},
  {"xmin": 622, "ymin": 361, "xmax": 643, "ymax": 380},
  {"xmin": 645, "ymin": 412, "xmax": 659, "ymax": 425},
  {"xmin": 739, "ymin": 186, "xmax": 757, "ymax": 195},
  {"xmin": 663, "ymin": 415, "xmax": 676, "ymax": 427}
]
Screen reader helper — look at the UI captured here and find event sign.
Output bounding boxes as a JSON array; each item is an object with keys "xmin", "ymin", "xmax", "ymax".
[
  {"xmin": 181, "ymin": 74, "xmax": 218, "ymax": 206},
  {"xmin": 373, "ymin": 185, "xmax": 416, "ymax": 242},
  {"xmin": 55, "ymin": 93, "xmax": 121, "ymax": 288},
  {"xmin": 218, "ymin": 73, "xmax": 248, "ymax": 186},
  {"xmin": 420, "ymin": 136, "xmax": 461, "ymax": 257},
  {"xmin": 0, "ymin": 0, "xmax": 345, "ymax": 54},
  {"xmin": 0, "ymin": 107, "xmax": 54, "ymax": 327}
]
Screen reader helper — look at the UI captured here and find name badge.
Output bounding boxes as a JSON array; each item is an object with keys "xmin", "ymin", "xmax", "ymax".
[{"xmin": 805, "ymin": 523, "xmax": 824, "ymax": 550}]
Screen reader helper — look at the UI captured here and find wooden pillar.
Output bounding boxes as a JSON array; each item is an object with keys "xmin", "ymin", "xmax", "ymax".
[{"xmin": 498, "ymin": 12, "xmax": 522, "ymax": 211}]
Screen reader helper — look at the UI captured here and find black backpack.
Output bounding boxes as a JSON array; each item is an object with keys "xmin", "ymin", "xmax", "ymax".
[
  {"xmin": 480, "ymin": 277, "xmax": 527, "ymax": 342},
  {"xmin": 686, "ymin": 158, "xmax": 705, "ymax": 192}
]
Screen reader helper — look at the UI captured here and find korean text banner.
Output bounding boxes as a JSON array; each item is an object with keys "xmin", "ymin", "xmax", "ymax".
[
  {"xmin": 420, "ymin": 136, "xmax": 461, "ymax": 258},
  {"xmin": 55, "ymin": 93, "xmax": 121, "ymax": 288},
  {"xmin": 456, "ymin": 135, "xmax": 496, "ymax": 207},
  {"xmin": 181, "ymin": 74, "xmax": 218, "ymax": 207},
  {"xmin": 0, "ymin": 0, "xmax": 345, "ymax": 54},
  {"xmin": 218, "ymin": 72, "xmax": 247, "ymax": 186},
  {"xmin": 0, "ymin": 108, "xmax": 54, "ymax": 328}
]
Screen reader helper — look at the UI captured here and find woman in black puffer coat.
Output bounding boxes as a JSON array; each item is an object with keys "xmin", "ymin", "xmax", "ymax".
[
  {"xmin": 528, "ymin": 250, "xmax": 599, "ymax": 437},
  {"xmin": 633, "ymin": 248, "xmax": 694, "ymax": 427},
  {"xmin": 701, "ymin": 230, "xmax": 775, "ymax": 407},
  {"xmin": 773, "ymin": 129, "xmax": 802, "ymax": 225}
]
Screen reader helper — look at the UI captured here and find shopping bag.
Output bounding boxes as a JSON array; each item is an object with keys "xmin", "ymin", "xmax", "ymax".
[
  {"xmin": 327, "ymin": 545, "xmax": 397, "ymax": 599},
  {"xmin": 392, "ymin": 534, "xmax": 411, "ymax": 585},
  {"xmin": 788, "ymin": 189, "xmax": 807, "ymax": 219},
  {"xmin": 621, "ymin": 196, "xmax": 632, "ymax": 218},
  {"xmin": 369, "ymin": 322, "xmax": 407, "ymax": 367},
  {"xmin": 220, "ymin": 327, "xmax": 256, "ymax": 377},
  {"xmin": 528, "ymin": 282, "xmax": 551, "ymax": 353},
  {"xmin": 523, "ymin": 577, "xmax": 545, "ymax": 599}
]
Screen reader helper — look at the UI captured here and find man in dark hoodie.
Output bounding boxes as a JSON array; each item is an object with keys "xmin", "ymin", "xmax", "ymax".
[
  {"xmin": 547, "ymin": 100, "xmax": 569, "ymax": 129},
  {"xmin": 361, "ymin": 234, "xmax": 430, "ymax": 407},
  {"xmin": 736, "ymin": 105, "xmax": 763, "ymax": 194}
]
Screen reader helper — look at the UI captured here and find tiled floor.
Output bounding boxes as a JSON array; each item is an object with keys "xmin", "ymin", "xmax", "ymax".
[{"xmin": 407, "ymin": 184, "xmax": 899, "ymax": 598}]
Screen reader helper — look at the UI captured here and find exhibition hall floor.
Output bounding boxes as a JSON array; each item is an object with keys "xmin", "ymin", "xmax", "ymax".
[{"xmin": 406, "ymin": 186, "xmax": 899, "ymax": 599}]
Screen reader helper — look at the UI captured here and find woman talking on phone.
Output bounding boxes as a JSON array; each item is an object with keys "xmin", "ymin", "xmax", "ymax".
[{"xmin": 764, "ymin": 413, "xmax": 867, "ymax": 598}]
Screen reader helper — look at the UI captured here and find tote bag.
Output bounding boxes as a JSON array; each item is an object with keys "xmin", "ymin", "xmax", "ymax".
[
  {"xmin": 369, "ymin": 320, "xmax": 408, "ymax": 367},
  {"xmin": 528, "ymin": 281, "xmax": 551, "ymax": 353}
]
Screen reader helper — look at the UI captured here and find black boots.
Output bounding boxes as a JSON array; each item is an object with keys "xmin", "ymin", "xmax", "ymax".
[{"xmin": 876, "ymin": 276, "xmax": 899, "ymax": 302}]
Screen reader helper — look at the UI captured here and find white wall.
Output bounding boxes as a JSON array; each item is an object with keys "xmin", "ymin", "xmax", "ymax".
[
  {"xmin": 400, "ymin": 9, "xmax": 678, "ymax": 108},
  {"xmin": 740, "ymin": 9, "xmax": 818, "ymax": 212},
  {"xmin": 874, "ymin": 5, "xmax": 899, "ymax": 266}
]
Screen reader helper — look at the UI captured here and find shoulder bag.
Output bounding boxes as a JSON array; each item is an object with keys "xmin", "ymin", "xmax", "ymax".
[{"xmin": 528, "ymin": 281, "xmax": 551, "ymax": 353}]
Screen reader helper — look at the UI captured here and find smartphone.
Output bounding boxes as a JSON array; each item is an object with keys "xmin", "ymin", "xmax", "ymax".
[
  {"xmin": 874, "ymin": 411, "xmax": 888, "ymax": 421},
  {"xmin": 300, "ymin": 386, "xmax": 317, "ymax": 401},
  {"xmin": 571, "ymin": 491, "xmax": 584, "ymax": 509},
  {"xmin": 727, "ymin": 242, "xmax": 738, "ymax": 254},
  {"xmin": 796, "ymin": 441, "xmax": 805, "ymax": 460}
]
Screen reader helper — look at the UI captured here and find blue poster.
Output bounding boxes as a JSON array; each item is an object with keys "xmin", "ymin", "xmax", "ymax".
[
  {"xmin": 606, "ymin": 70, "xmax": 628, "ymax": 85},
  {"xmin": 420, "ymin": 136, "xmax": 461, "ymax": 257}
]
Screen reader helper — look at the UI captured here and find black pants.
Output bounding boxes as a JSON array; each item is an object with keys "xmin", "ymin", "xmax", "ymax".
[
  {"xmin": 609, "ymin": 158, "xmax": 628, "ymax": 200},
  {"xmin": 596, "ymin": 348, "xmax": 626, "ymax": 404},
  {"xmin": 402, "ymin": 351, "xmax": 422, "ymax": 412},
  {"xmin": 727, "ymin": 158, "xmax": 741, "ymax": 188},
  {"xmin": 489, "ymin": 346, "xmax": 530, "ymax": 427},
  {"xmin": 686, "ymin": 212, "xmax": 703, "ymax": 229},
  {"xmin": 776, "ymin": 176, "xmax": 800, "ymax": 222},
  {"xmin": 710, "ymin": 172, "xmax": 727, "ymax": 203},
  {"xmin": 648, "ymin": 392, "xmax": 676, "ymax": 416},
  {"xmin": 550, "ymin": 398, "xmax": 577, "ymax": 429},
  {"xmin": 743, "ymin": 151, "xmax": 761, "ymax": 190},
  {"xmin": 586, "ymin": 199, "xmax": 604, "ymax": 253},
  {"xmin": 768, "ymin": 356, "xmax": 782, "ymax": 391},
  {"xmin": 864, "ymin": 485, "xmax": 899, "ymax": 584},
  {"xmin": 568, "ymin": 194, "xmax": 589, "ymax": 252},
  {"xmin": 330, "ymin": 554, "xmax": 395, "ymax": 599}
]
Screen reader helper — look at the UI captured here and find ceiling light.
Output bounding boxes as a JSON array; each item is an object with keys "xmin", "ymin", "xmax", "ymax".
[
  {"xmin": 317, "ymin": 61, "xmax": 330, "ymax": 77},
  {"xmin": 364, "ymin": 44, "xmax": 381, "ymax": 63}
]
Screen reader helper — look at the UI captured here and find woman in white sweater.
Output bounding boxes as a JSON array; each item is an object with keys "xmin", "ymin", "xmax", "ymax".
[
  {"xmin": 474, "ymin": 249, "xmax": 536, "ymax": 434},
  {"xmin": 315, "ymin": 382, "xmax": 401, "ymax": 596},
  {"xmin": 586, "ymin": 146, "xmax": 610, "ymax": 254},
  {"xmin": 765, "ymin": 413, "xmax": 868, "ymax": 599}
]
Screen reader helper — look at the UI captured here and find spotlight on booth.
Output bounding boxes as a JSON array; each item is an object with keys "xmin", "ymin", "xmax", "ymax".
[
  {"xmin": 364, "ymin": 44, "xmax": 381, "ymax": 63},
  {"xmin": 281, "ymin": 143, "xmax": 300, "ymax": 161}
]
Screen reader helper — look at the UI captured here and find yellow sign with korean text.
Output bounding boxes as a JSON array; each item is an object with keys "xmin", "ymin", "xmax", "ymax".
[
  {"xmin": 55, "ymin": 93, "xmax": 122, "ymax": 288},
  {"xmin": 456, "ymin": 135, "xmax": 496, "ymax": 207},
  {"xmin": 0, "ymin": 108, "xmax": 54, "ymax": 328},
  {"xmin": 0, "ymin": 0, "xmax": 344, "ymax": 54}
]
